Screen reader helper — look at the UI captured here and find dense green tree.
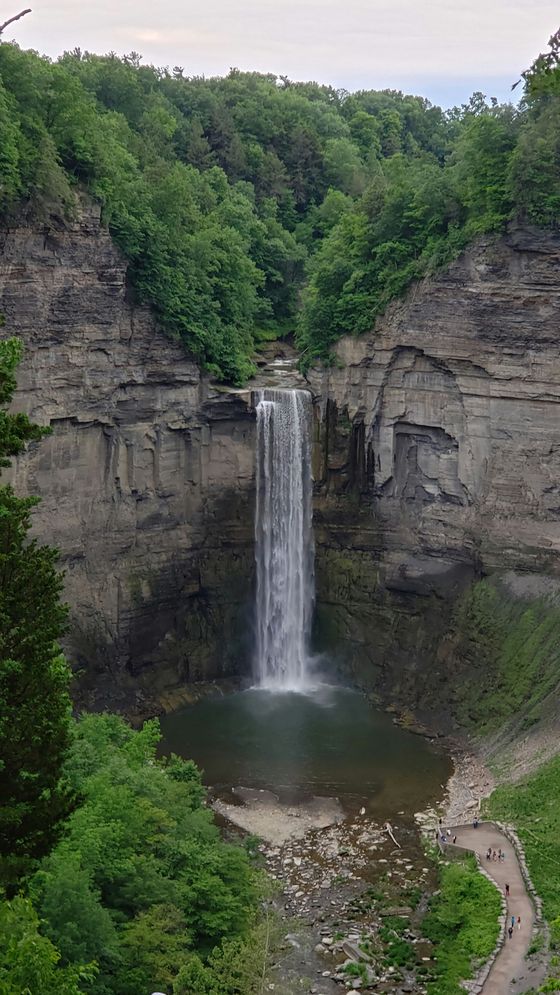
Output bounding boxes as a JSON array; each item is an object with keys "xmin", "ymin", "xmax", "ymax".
[
  {"xmin": 0, "ymin": 896, "xmax": 91, "ymax": 995},
  {"xmin": 30, "ymin": 713, "xmax": 260, "ymax": 995},
  {"xmin": 0, "ymin": 339, "xmax": 74, "ymax": 889},
  {"xmin": 0, "ymin": 338, "xmax": 46, "ymax": 465},
  {"xmin": 1, "ymin": 38, "xmax": 560, "ymax": 373},
  {"xmin": 0, "ymin": 486, "xmax": 74, "ymax": 887}
]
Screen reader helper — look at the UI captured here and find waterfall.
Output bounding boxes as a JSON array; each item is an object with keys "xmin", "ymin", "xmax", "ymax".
[{"xmin": 254, "ymin": 388, "xmax": 314, "ymax": 689}]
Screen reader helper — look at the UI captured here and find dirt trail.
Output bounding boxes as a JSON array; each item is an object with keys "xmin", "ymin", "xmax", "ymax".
[{"xmin": 448, "ymin": 822, "xmax": 538, "ymax": 995}]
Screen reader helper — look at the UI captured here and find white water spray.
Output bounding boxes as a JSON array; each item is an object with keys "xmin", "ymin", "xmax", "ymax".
[{"xmin": 254, "ymin": 389, "xmax": 314, "ymax": 689}]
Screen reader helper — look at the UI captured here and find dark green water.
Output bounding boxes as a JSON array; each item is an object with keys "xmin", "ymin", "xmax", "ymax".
[{"xmin": 159, "ymin": 685, "xmax": 450, "ymax": 819}]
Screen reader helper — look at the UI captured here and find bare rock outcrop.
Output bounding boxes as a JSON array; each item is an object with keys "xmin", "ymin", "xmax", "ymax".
[
  {"xmin": 0, "ymin": 204, "xmax": 256, "ymax": 713},
  {"xmin": 308, "ymin": 228, "xmax": 560, "ymax": 698}
]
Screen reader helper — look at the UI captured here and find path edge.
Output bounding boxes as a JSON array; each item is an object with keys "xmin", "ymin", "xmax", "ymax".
[{"xmin": 441, "ymin": 821, "xmax": 547, "ymax": 994}]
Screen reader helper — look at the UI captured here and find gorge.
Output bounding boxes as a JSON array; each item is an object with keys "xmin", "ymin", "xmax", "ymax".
[
  {"xmin": 3, "ymin": 209, "xmax": 560, "ymax": 731},
  {"xmin": 3, "ymin": 30, "xmax": 560, "ymax": 995}
]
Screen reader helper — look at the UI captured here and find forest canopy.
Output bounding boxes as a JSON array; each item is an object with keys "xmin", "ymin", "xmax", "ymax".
[{"xmin": 0, "ymin": 41, "xmax": 559, "ymax": 379}]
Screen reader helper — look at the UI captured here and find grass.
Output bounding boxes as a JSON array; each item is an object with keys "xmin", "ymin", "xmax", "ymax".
[
  {"xmin": 449, "ymin": 580, "xmax": 560, "ymax": 735},
  {"xmin": 485, "ymin": 755, "xmax": 560, "ymax": 927},
  {"xmin": 485, "ymin": 755, "xmax": 560, "ymax": 993},
  {"xmin": 422, "ymin": 855, "xmax": 501, "ymax": 995}
]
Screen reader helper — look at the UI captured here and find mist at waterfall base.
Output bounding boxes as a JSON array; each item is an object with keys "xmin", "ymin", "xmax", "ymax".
[{"xmin": 159, "ymin": 687, "xmax": 449, "ymax": 818}]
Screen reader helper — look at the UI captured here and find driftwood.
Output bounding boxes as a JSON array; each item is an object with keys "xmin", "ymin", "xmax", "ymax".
[
  {"xmin": 0, "ymin": 8, "xmax": 31, "ymax": 36},
  {"xmin": 384, "ymin": 821, "xmax": 401, "ymax": 848}
]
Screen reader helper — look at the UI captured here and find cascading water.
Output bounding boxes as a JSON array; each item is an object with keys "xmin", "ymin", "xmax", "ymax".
[{"xmin": 254, "ymin": 388, "xmax": 314, "ymax": 690}]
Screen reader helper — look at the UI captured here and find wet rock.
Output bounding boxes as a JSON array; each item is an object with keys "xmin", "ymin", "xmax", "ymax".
[{"xmin": 342, "ymin": 941, "xmax": 369, "ymax": 962}]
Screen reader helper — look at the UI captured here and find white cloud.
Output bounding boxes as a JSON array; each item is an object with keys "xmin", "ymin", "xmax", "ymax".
[{"xmin": 11, "ymin": 0, "xmax": 560, "ymax": 104}]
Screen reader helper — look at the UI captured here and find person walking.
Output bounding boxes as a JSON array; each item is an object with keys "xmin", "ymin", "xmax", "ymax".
[
  {"xmin": 511, "ymin": 915, "xmax": 515, "ymax": 929},
  {"xmin": 505, "ymin": 883, "xmax": 510, "ymax": 897},
  {"xmin": 517, "ymin": 916, "xmax": 521, "ymax": 931},
  {"xmin": 508, "ymin": 926, "xmax": 513, "ymax": 939}
]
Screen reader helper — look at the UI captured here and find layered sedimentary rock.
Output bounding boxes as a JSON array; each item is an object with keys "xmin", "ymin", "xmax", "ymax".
[
  {"xmin": 0, "ymin": 204, "xmax": 256, "ymax": 712},
  {"xmin": 3, "ymin": 208, "xmax": 560, "ymax": 715},
  {"xmin": 308, "ymin": 228, "xmax": 560, "ymax": 697}
]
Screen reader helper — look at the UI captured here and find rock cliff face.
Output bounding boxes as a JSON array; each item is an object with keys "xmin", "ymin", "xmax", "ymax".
[
  {"xmin": 2, "ymin": 210, "xmax": 560, "ymax": 717},
  {"xmin": 308, "ymin": 228, "xmax": 560, "ymax": 700},
  {"xmin": 0, "ymin": 205, "xmax": 256, "ymax": 713}
]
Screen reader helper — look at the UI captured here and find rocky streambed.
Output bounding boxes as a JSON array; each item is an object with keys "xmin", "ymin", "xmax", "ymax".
[
  {"xmin": 159, "ymin": 686, "xmax": 453, "ymax": 993},
  {"xmin": 212, "ymin": 788, "xmax": 442, "ymax": 995}
]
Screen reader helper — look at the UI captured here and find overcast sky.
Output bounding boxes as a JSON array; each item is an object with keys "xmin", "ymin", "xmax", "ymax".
[{"xmin": 8, "ymin": 0, "xmax": 560, "ymax": 107}]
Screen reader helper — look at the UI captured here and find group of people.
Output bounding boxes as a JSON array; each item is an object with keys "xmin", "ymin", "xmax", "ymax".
[
  {"xmin": 435, "ymin": 827, "xmax": 457, "ymax": 844},
  {"xmin": 435, "ymin": 817, "xmax": 457, "ymax": 845},
  {"xmin": 507, "ymin": 913, "xmax": 522, "ymax": 939},
  {"xmin": 486, "ymin": 846, "xmax": 506, "ymax": 862}
]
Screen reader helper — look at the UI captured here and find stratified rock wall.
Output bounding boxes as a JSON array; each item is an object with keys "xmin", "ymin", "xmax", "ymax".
[
  {"xmin": 0, "ymin": 205, "xmax": 256, "ymax": 713},
  {"xmin": 308, "ymin": 228, "xmax": 560, "ymax": 698},
  {"xmin": 3, "ymin": 208, "xmax": 559, "ymax": 717}
]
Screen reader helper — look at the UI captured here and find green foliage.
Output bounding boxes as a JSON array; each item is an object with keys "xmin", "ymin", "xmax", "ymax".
[
  {"xmin": 448, "ymin": 580, "xmax": 560, "ymax": 734},
  {"xmin": 509, "ymin": 100, "xmax": 560, "ymax": 226},
  {"xmin": 0, "ymin": 42, "xmax": 530, "ymax": 380},
  {"xmin": 518, "ymin": 27, "xmax": 560, "ymax": 102},
  {"xmin": 173, "ymin": 918, "xmax": 277, "ymax": 994},
  {"xmin": 0, "ymin": 338, "xmax": 47, "ymax": 467},
  {"xmin": 0, "ymin": 486, "xmax": 74, "ymax": 887},
  {"xmin": 423, "ymin": 856, "xmax": 501, "ymax": 995},
  {"xmin": 378, "ymin": 919, "xmax": 415, "ymax": 968},
  {"xmin": 0, "ymin": 895, "xmax": 93, "ymax": 995},
  {"xmin": 0, "ymin": 339, "xmax": 73, "ymax": 890},
  {"xmin": 485, "ymin": 755, "xmax": 560, "ymax": 995},
  {"xmin": 486, "ymin": 755, "xmax": 560, "ymax": 924},
  {"xmin": 1, "ymin": 42, "xmax": 560, "ymax": 374},
  {"xmin": 296, "ymin": 101, "xmax": 522, "ymax": 364},
  {"xmin": 30, "ymin": 713, "xmax": 261, "ymax": 995}
]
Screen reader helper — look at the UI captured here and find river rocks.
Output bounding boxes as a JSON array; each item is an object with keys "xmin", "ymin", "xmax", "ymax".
[
  {"xmin": 341, "ymin": 940, "xmax": 368, "ymax": 962},
  {"xmin": 249, "ymin": 807, "xmax": 439, "ymax": 993},
  {"xmin": 212, "ymin": 788, "xmax": 344, "ymax": 845},
  {"xmin": 0, "ymin": 203, "xmax": 256, "ymax": 711}
]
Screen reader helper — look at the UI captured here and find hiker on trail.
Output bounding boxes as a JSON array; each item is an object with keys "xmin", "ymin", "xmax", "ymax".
[
  {"xmin": 517, "ymin": 916, "xmax": 521, "ymax": 930},
  {"xmin": 486, "ymin": 847, "xmax": 492, "ymax": 861},
  {"xmin": 498, "ymin": 848, "xmax": 502, "ymax": 860},
  {"xmin": 473, "ymin": 816, "xmax": 479, "ymax": 829},
  {"xmin": 493, "ymin": 850, "xmax": 497, "ymax": 861},
  {"xmin": 508, "ymin": 926, "xmax": 513, "ymax": 939},
  {"xmin": 452, "ymin": 834, "xmax": 457, "ymax": 844},
  {"xmin": 505, "ymin": 883, "xmax": 510, "ymax": 897},
  {"xmin": 511, "ymin": 915, "xmax": 515, "ymax": 929}
]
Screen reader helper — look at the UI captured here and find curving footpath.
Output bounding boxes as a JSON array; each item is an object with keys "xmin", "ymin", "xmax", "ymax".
[{"xmin": 445, "ymin": 822, "xmax": 537, "ymax": 995}]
